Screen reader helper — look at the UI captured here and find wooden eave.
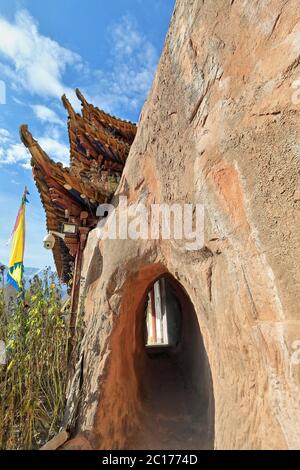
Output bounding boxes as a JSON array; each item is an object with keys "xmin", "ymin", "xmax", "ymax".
[
  {"xmin": 62, "ymin": 94, "xmax": 134, "ymax": 171},
  {"xmin": 19, "ymin": 89, "xmax": 137, "ymax": 282},
  {"xmin": 20, "ymin": 125, "xmax": 98, "ymax": 280}
]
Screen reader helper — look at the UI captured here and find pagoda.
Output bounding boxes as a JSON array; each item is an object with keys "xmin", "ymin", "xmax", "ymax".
[{"xmin": 20, "ymin": 89, "xmax": 137, "ymax": 324}]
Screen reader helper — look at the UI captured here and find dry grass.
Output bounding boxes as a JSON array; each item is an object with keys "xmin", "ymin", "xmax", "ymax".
[{"xmin": 0, "ymin": 269, "xmax": 69, "ymax": 449}]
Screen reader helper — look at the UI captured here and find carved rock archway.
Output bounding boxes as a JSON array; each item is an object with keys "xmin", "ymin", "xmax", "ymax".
[{"xmin": 92, "ymin": 265, "xmax": 215, "ymax": 450}]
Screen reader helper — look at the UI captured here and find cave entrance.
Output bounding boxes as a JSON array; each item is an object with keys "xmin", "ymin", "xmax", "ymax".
[{"xmin": 130, "ymin": 274, "xmax": 215, "ymax": 450}]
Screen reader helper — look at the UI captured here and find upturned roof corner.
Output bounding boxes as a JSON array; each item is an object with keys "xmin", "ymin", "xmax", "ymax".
[{"xmin": 19, "ymin": 124, "xmax": 37, "ymax": 148}]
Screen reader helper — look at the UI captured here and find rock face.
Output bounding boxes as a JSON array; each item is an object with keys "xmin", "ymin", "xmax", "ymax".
[{"xmin": 64, "ymin": 0, "xmax": 300, "ymax": 450}]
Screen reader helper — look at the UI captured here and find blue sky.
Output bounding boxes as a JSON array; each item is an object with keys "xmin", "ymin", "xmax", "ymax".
[{"xmin": 0, "ymin": 0, "xmax": 174, "ymax": 269}]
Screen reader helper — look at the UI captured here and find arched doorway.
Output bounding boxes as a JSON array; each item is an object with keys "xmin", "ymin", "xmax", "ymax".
[
  {"xmin": 93, "ymin": 268, "xmax": 215, "ymax": 450},
  {"xmin": 129, "ymin": 273, "xmax": 215, "ymax": 450}
]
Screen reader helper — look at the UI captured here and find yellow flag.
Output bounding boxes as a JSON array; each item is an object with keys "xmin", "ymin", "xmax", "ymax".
[{"xmin": 7, "ymin": 189, "xmax": 29, "ymax": 292}]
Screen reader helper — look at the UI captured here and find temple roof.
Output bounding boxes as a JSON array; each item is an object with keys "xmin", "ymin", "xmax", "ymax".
[{"xmin": 20, "ymin": 90, "xmax": 137, "ymax": 281}]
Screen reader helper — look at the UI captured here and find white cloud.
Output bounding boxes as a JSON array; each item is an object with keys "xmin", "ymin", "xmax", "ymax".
[
  {"xmin": 0, "ymin": 130, "xmax": 69, "ymax": 169},
  {"xmin": 86, "ymin": 15, "xmax": 158, "ymax": 116},
  {"xmin": 0, "ymin": 142, "xmax": 31, "ymax": 169},
  {"xmin": 113, "ymin": 16, "xmax": 143, "ymax": 56},
  {"xmin": 0, "ymin": 9, "xmax": 158, "ymax": 117},
  {"xmin": 0, "ymin": 129, "xmax": 32, "ymax": 169},
  {"xmin": 38, "ymin": 137, "xmax": 69, "ymax": 166},
  {"xmin": 0, "ymin": 9, "xmax": 82, "ymax": 100},
  {"xmin": 0, "ymin": 128, "xmax": 12, "ymax": 144},
  {"xmin": 12, "ymin": 96, "xmax": 26, "ymax": 106},
  {"xmin": 31, "ymin": 104, "xmax": 64, "ymax": 126},
  {"xmin": 0, "ymin": 11, "xmax": 158, "ymax": 173}
]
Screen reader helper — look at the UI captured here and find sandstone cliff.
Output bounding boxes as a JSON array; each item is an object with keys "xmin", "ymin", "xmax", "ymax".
[{"xmin": 64, "ymin": 0, "xmax": 300, "ymax": 450}]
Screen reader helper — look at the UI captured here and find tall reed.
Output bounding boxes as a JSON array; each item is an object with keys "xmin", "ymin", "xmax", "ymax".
[{"xmin": 0, "ymin": 269, "xmax": 69, "ymax": 449}]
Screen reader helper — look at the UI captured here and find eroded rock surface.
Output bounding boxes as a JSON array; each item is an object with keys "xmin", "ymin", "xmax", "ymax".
[{"xmin": 65, "ymin": 0, "xmax": 300, "ymax": 450}]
